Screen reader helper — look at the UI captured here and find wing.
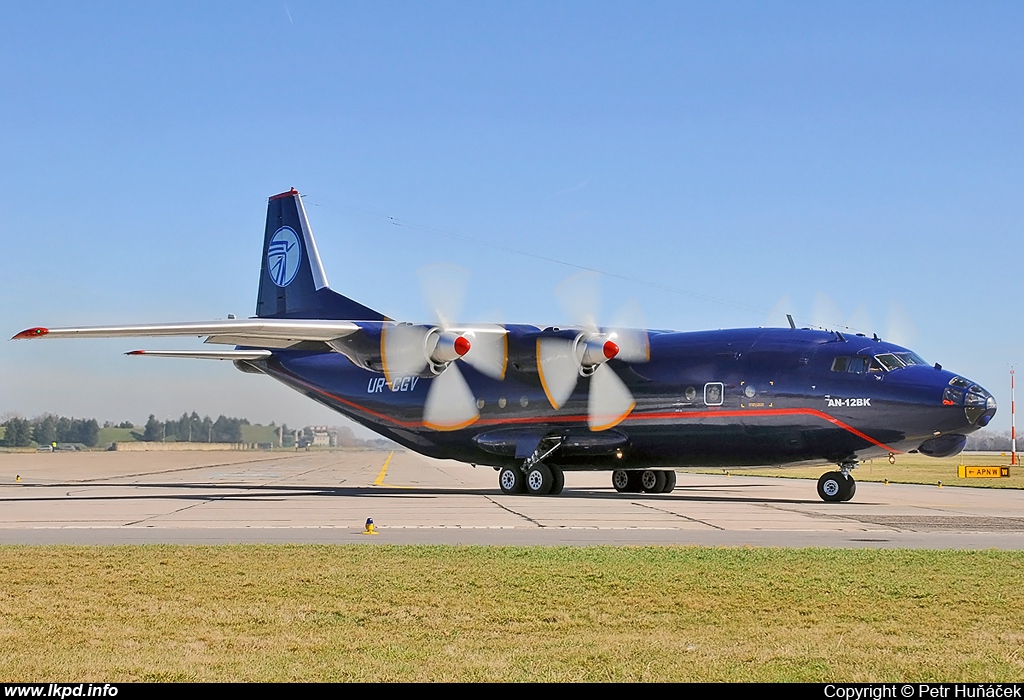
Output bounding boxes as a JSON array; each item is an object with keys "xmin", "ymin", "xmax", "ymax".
[
  {"xmin": 12, "ymin": 319, "xmax": 360, "ymax": 348},
  {"xmin": 124, "ymin": 349, "xmax": 274, "ymax": 360}
]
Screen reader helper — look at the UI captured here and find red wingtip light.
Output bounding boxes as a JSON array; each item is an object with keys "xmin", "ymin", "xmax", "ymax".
[
  {"xmin": 454, "ymin": 336, "xmax": 471, "ymax": 357},
  {"xmin": 126, "ymin": 350, "xmax": 146, "ymax": 356},
  {"xmin": 603, "ymin": 340, "xmax": 620, "ymax": 360},
  {"xmin": 12, "ymin": 327, "xmax": 48, "ymax": 340}
]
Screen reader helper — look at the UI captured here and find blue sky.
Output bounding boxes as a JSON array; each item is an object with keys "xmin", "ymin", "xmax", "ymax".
[{"xmin": 2, "ymin": 1, "xmax": 1022, "ymax": 434}]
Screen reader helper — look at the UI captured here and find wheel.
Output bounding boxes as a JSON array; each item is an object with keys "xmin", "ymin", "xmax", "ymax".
[
  {"xmin": 526, "ymin": 463, "xmax": 553, "ymax": 495},
  {"xmin": 499, "ymin": 466, "xmax": 525, "ymax": 494},
  {"xmin": 840, "ymin": 475, "xmax": 856, "ymax": 502},
  {"xmin": 660, "ymin": 470, "xmax": 677, "ymax": 493},
  {"xmin": 817, "ymin": 471, "xmax": 850, "ymax": 503},
  {"xmin": 549, "ymin": 466, "xmax": 565, "ymax": 495},
  {"xmin": 612, "ymin": 469, "xmax": 631, "ymax": 492},
  {"xmin": 640, "ymin": 470, "xmax": 667, "ymax": 493}
]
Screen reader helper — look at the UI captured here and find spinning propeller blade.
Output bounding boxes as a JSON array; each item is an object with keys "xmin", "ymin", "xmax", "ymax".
[
  {"xmin": 539, "ymin": 273, "xmax": 650, "ymax": 430},
  {"xmin": 379, "ymin": 265, "xmax": 509, "ymax": 431},
  {"xmin": 423, "ymin": 362, "xmax": 479, "ymax": 430}
]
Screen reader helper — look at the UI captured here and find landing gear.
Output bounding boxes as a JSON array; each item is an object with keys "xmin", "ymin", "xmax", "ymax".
[
  {"xmin": 817, "ymin": 466, "xmax": 856, "ymax": 503},
  {"xmin": 612, "ymin": 469, "xmax": 676, "ymax": 494},
  {"xmin": 640, "ymin": 469, "xmax": 667, "ymax": 493},
  {"xmin": 500, "ymin": 462, "xmax": 564, "ymax": 495},
  {"xmin": 612, "ymin": 469, "xmax": 640, "ymax": 492},
  {"xmin": 549, "ymin": 465, "xmax": 565, "ymax": 495},
  {"xmin": 525, "ymin": 463, "xmax": 554, "ymax": 495},
  {"xmin": 499, "ymin": 466, "xmax": 525, "ymax": 494}
]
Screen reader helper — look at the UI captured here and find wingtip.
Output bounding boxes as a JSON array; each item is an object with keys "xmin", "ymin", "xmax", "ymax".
[
  {"xmin": 12, "ymin": 327, "xmax": 48, "ymax": 340},
  {"xmin": 125, "ymin": 350, "xmax": 146, "ymax": 356}
]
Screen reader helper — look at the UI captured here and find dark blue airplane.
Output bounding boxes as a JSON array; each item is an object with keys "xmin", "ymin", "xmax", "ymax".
[{"xmin": 14, "ymin": 188, "xmax": 997, "ymax": 502}]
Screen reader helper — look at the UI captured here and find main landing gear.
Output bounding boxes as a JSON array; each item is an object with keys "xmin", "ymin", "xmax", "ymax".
[
  {"xmin": 817, "ymin": 461, "xmax": 857, "ymax": 503},
  {"xmin": 499, "ymin": 463, "xmax": 564, "ymax": 495},
  {"xmin": 611, "ymin": 469, "xmax": 676, "ymax": 494}
]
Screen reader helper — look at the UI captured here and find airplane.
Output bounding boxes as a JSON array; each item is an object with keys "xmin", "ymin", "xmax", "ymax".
[{"xmin": 12, "ymin": 188, "xmax": 997, "ymax": 502}]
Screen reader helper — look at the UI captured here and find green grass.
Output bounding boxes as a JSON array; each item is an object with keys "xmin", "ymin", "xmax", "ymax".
[
  {"xmin": 699, "ymin": 452, "xmax": 1024, "ymax": 489},
  {"xmin": 0, "ymin": 546, "xmax": 1022, "ymax": 682},
  {"xmin": 96, "ymin": 427, "xmax": 138, "ymax": 446},
  {"xmin": 241, "ymin": 424, "xmax": 279, "ymax": 444}
]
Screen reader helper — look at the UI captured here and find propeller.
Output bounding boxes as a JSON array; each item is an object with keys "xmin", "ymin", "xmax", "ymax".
[
  {"xmin": 380, "ymin": 264, "xmax": 508, "ymax": 431},
  {"xmin": 538, "ymin": 272, "xmax": 650, "ymax": 430}
]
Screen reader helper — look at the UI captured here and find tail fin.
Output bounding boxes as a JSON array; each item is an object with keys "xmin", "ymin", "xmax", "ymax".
[{"xmin": 256, "ymin": 188, "xmax": 386, "ymax": 321}]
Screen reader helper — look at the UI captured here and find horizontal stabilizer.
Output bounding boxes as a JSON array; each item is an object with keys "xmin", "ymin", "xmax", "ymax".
[
  {"xmin": 13, "ymin": 319, "xmax": 359, "ymax": 346},
  {"xmin": 125, "ymin": 349, "xmax": 273, "ymax": 361}
]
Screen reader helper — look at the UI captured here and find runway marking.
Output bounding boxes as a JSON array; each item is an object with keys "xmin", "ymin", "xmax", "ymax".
[{"xmin": 374, "ymin": 451, "xmax": 394, "ymax": 486}]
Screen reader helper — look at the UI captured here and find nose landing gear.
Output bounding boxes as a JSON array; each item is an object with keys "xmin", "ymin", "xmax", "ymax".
[{"xmin": 817, "ymin": 461, "xmax": 857, "ymax": 502}]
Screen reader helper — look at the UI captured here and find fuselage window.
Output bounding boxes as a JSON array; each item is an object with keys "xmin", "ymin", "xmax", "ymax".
[
  {"xmin": 831, "ymin": 357, "xmax": 850, "ymax": 372},
  {"xmin": 704, "ymin": 382, "xmax": 724, "ymax": 406},
  {"xmin": 943, "ymin": 387, "xmax": 964, "ymax": 406}
]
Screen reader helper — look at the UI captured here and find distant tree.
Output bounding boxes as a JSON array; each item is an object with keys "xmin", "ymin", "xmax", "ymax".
[
  {"xmin": 118, "ymin": 421, "xmax": 134, "ymax": 429},
  {"xmin": 3, "ymin": 418, "xmax": 32, "ymax": 447},
  {"xmin": 78, "ymin": 419, "xmax": 99, "ymax": 447},
  {"xmin": 211, "ymin": 415, "xmax": 244, "ymax": 442},
  {"xmin": 143, "ymin": 415, "xmax": 162, "ymax": 442},
  {"xmin": 966, "ymin": 430, "xmax": 1012, "ymax": 451},
  {"xmin": 55, "ymin": 416, "xmax": 74, "ymax": 443},
  {"xmin": 33, "ymin": 415, "xmax": 58, "ymax": 446}
]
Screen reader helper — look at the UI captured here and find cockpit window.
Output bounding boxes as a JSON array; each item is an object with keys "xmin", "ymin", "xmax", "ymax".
[
  {"xmin": 894, "ymin": 352, "xmax": 927, "ymax": 366},
  {"xmin": 833, "ymin": 356, "xmax": 879, "ymax": 374},
  {"xmin": 874, "ymin": 353, "xmax": 906, "ymax": 371},
  {"xmin": 848, "ymin": 357, "xmax": 870, "ymax": 374},
  {"xmin": 949, "ymin": 377, "xmax": 970, "ymax": 389}
]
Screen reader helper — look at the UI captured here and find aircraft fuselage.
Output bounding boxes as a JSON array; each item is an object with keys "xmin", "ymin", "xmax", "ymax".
[{"xmin": 255, "ymin": 325, "xmax": 993, "ymax": 471}]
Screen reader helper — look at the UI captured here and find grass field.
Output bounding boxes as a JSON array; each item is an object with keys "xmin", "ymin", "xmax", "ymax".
[
  {"xmin": 697, "ymin": 451, "xmax": 1024, "ymax": 489},
  {"xmin": 0, "ymin": 546, "xmax": 1022, "ymax": 682},
  {"xmin": 96, "ymin": 427, "xmax": 137, "ymax": 446}
]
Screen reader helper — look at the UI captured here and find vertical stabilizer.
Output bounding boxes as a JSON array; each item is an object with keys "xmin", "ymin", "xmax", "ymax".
[{"xmin": 256, "ymin": 188, "xmax": 386, "ymax": 321}]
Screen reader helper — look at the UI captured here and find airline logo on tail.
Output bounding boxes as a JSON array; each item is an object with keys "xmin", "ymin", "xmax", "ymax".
[{"xmin": 267, "ymin": 226, "xmax": 302, "ymax": 287}]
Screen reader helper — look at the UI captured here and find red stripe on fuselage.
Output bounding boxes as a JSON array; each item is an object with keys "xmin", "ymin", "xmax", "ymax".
[{"xmin": 272, "ymin": 367, "xmax": 901, "ymax": 453}]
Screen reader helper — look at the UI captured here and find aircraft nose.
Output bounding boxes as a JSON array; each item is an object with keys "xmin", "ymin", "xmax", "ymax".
[{"xmin": 964, "ymin": 383, "xmax": 996, "ymax": 427}]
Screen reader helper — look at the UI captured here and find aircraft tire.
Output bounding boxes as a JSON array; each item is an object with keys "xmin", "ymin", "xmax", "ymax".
[
  {"xmin": 840, "ymin": 475, "xmax": 856, "ymax": 502},
  {"xmin": 641, "ymin": 470, "xmax": 666, "ymax": 493},
  {"xmin": 549, "ymin": 466, "xmax": 565, "ymax": 495},
  {"xmin": 526, "ymin": 463, "xmax": 554, "ymax": 495},
  {"xmin": 499, "ymin": 467, "xmax": 525, "ymax": 495},
  {"xmin": 612, "ymin": 469, "xmax": 631, "ymax": 492},
  {"xmin": 817, "ymin": 471, "xmax": 847, "ymax": 503},
  {"xmin": 660, "ymin": 470, "xmax": 677, "ymax": 493}
]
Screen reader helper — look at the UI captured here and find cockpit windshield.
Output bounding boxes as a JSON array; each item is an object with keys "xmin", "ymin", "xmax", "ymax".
[
  {"xmin": 873, "ymin": 353, "xmax": 905, "ymax": 371},
  {"xmin": 894, "ymin": 352, "xmax": 927, "ymax": 366},
  {"xmin": 830, "ymin": 351, "xmax": 928, "ymax": 374}
]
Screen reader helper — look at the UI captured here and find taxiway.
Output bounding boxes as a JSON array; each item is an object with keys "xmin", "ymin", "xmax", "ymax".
[{"xmin": 0, "ymin": 449, "xmax": 1022, "ymax": 547}]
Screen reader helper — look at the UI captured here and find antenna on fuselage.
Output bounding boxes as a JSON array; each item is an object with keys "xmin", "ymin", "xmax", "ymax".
[{"xmin": 786, "ymin": 314, "xmax": 796, "ymax": 330}]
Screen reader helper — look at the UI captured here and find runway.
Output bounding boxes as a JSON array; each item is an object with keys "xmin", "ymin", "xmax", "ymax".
[{"xmin": 1, "ymin": 448, "xmax": 1022, "ymax": 547}]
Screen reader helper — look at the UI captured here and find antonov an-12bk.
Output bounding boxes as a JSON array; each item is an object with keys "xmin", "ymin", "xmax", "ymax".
[{"xmin": 14, "ymin": 189, "xmax": 997, "ymax": 501}]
